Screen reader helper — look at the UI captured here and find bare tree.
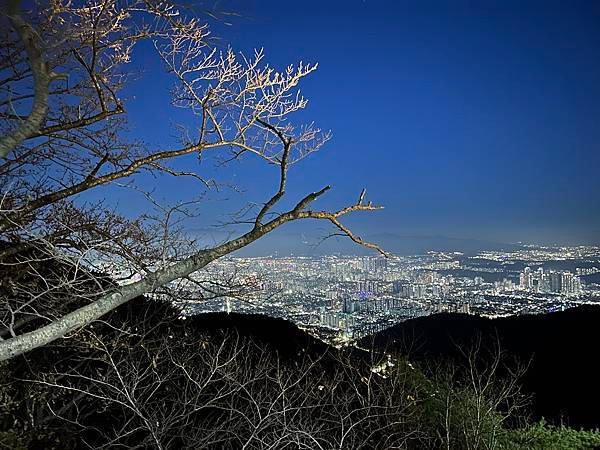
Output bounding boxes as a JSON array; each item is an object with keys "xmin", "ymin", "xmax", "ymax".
[
  {"xmin": 426, "ymin": 336, "xmax": 530, "ymax": 450},
  {"xmin": 3, "ymin": 297, "xmax": 534, "ymax": 449},
  {"xmin": 0, "ymin": 0, "xmax": 387, "ymax": 360},
  {"xmin": 15, "ymin": 308, "xmax": 422, "ymax": 449}
]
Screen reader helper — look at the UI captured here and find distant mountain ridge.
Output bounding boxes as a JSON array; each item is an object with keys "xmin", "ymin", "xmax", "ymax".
[
  {"xmin": 366, "ymin": 233, "xmax": 523, "ymax": 255},
  {"xmin": 231, "ymin": 231, "xmax": 523, "ymax": 256}
]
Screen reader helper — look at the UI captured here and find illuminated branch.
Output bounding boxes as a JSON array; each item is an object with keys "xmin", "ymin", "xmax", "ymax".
[
  {"xmin": 0, "ymin": 0, "xmax": 57, "ymax": 157},
  {"xmin": 0, "ymin": 1, "xmax": 385, "ymax": 361}
]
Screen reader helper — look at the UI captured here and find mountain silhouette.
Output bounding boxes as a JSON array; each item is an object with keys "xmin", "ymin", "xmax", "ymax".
[
  {"xmin": 231, "ymin": 230, "xmax": 522, "ymax": 256},
  {"xmin": 360, "ymin": 305, "xmax": 600, "ymax": 428}
]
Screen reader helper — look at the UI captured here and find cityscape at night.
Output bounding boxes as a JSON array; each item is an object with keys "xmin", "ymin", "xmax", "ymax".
[
  {"xmin": 177, "ymin": 244, "xmax": 600, "ymax": 345},
  {"xmin": 3, "ymin": 0, "xmax": 600, "ymax": 446}
]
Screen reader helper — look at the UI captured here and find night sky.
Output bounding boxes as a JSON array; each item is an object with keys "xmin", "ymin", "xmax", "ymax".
[{"xmin": 122, "ymin": 0, "xmax": 600, "ymax": 247}]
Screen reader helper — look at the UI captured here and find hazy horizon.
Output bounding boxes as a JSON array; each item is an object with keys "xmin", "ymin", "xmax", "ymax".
[{"xmin": 185, "ymin": 226, "xmax": 599, "ymax": 258}]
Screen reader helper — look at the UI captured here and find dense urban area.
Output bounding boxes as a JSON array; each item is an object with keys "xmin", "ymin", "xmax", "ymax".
[{"xmin": 156, "ymin": 245, "xmax": 600, "ymax": 345}]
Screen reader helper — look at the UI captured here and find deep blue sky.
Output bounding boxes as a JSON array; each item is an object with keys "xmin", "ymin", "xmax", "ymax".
[{"xmin": 123, "ymin": 0, "xmax": 600, "ymax": 246}]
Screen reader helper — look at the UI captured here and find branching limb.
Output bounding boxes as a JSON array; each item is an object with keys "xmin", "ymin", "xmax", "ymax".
[{"xmin": 0, "ymin": 0, "xmax": 58, "ymax": 157}]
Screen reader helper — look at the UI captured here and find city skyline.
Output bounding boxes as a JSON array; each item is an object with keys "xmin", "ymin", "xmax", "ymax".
[{"xmin": 168, "ymin": 242, "xmax": 600, "ymax": 344}]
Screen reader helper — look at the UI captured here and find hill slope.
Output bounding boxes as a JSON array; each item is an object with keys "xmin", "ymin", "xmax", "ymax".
[{"xmin": 361, "ymin": 305, "xmax": 600, "ymax": 428}]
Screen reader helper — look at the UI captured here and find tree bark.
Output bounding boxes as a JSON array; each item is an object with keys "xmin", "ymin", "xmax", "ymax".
[
  {"xmin": 0, "ymin": 209, "xmax": 300, "ymax": 360},
  {"xmin": 0, "ymin": 0, "xmax": 52, "ymax": 158}
]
